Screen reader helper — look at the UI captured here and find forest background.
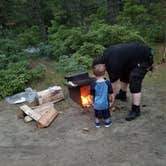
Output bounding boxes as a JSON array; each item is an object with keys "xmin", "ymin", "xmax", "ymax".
[{"xmin": 0, "ymin": 0, "xmax": 165, "ymax": 98}]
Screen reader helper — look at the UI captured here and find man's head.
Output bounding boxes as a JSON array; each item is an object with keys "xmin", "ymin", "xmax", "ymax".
[{"xmin": 93, "ymin": 64, "xmax": 106, "ymax": 77}]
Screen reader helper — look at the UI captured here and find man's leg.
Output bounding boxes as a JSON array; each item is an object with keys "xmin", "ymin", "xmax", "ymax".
[
  {"xmin": 132, "ymin": 92, "xmax": 141, "ymax": 106},
  {"xmin": 120, "ymin": 82, "xmax": 128, "ymax": 92},
  {"xmin": 116, "ymin": 81, "xmax": 128, "ymax": 101},
  {"xmin": 126, "ymin": 67, "xmax": 147, "ymax": 121},
  {"xmin": 111, "ymin": 81, "xmax": 118, "ymax": 97}
]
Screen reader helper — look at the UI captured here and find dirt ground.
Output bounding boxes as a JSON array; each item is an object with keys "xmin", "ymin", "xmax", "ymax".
[{"xmin": 0, "ymin": 64, "xmax": 165, "ymax": 166}]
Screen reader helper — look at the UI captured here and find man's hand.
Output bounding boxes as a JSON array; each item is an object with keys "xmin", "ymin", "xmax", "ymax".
[{"xmin": 109, "ymin": 94, "xmax": 115, "ymax": 107}]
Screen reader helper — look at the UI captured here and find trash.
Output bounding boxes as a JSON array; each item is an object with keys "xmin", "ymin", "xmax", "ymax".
[
  {"xmin": 5, "ymin": 88, "xmax": 37, "ymax": 104},
  {"xmin": 24, "ymin": 47, "xmax": 40, "ymax": 54},
  {"xmin": 82, "ymin": 128, "xmax": 89, "ymax": 132},
  {"xmin": 13, "ymin": 97, "xmax": 26, "ymax": 104}
]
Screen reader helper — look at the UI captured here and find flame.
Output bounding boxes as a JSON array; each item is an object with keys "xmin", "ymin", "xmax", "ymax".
[{"xmin": 81, "ymin": 95, "xmax": 92, "ymax": 107}]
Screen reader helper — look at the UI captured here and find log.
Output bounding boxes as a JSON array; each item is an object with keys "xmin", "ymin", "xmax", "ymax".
[
  {"xmin": 20, "ymin": 105, "xmax": 41, "ymax": 121},
  {"xmin": 20, "ymin": 103, "xmax": 59, "ymax": 128},
  {"xmin": 24, "ymin": 116, "xmax": 33, "ymax": 123},
  {"xmin": 37, "ymin": 107, "xmax": 59, "ymax": 128},
  {"xmin": 37, "ymin": 86, "xmax": 64, "ymax": 105}
]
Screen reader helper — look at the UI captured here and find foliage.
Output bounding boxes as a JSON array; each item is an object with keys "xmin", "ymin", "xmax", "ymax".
[
  {"xmin": 0, "ymin": 61, "xmax": 31, "ymax": 98},
  {"xmin": 17, "ymin": 26, "xmax": 41, "ymax": 48},
  {"xmin": 0, "ymin": 38, "xmax": 20, "ymax": 55},
  {"xmin": 0, "ymin": 61, "xmax": 46, "ymax": 98},
  {"xmin": 117, "ymin": 0, "xmax": 165, "ymax": 42},
  {"xmin": 75, "ymin": 42, "xmax": 105, "ymax": 58},
  {"xmin": 38, "ymin": 42, "xmax": 54, "ymax": 57},
  {"xmin": 48, "ymin": 26, "xmax": 85, "ymax": 59},
  {"xmin": 56, "ymin": 55, "xmax": 87, "ymax": 74},
  {"xmin": 0, "ymin": 36, "xmax": 45, "ymax": 98},
  {"xmin": 0, "ymin": 0, "xmax": 165, "ymax": 98}
]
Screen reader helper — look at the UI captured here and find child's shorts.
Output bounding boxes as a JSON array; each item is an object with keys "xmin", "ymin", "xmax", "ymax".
[{"xmin": 94, "ymin": 109, "xmax": 110, "ymax": 119}]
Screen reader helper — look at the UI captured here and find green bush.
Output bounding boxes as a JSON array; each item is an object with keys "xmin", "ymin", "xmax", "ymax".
[
  {"xmin": 0, "ymin": 61, "xmax": 31, "ymax": 98},
  {"xmin": 0, "ymin": 38, "xmax": 20, "ymax": 55},
  {"xmin": 86, "ymin": 23, "xmax": 145, "ymax": 47},
  {"xmin": 56, "ymin": 55, "xmax": 87, "ymax": 74},
  {"xmin": 49, "ymin": 19, "xmax": 146, "ymax": 73},
  {"xmin": 38, "ymin": 42, "xmax": 54, "ymax": 57},
  {"xmin": 117, "ymin": 1, "xmax": 165, "ymax": 42},
  {"xmin": 0, "ymin": 60, "xmax": 46, "ymax": 98},
  {"xmin": 75, "ymin": 42, "xmax": 105, "ymax": 58},
  {"xmin": 48, "ymin": 26, "xmax": 85, "ymax": 59},
  {"xmin": 17, "ymin": 26, "xmax": 41, "ymax": 48}
]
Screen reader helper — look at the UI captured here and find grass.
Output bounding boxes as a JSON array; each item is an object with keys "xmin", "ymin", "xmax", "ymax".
[{"xmin": 29, "ymin": 58, "xmax": 66, "ymax": 91}]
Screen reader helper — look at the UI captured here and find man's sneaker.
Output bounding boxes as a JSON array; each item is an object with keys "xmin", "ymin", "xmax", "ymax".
[
  {"xmin": 125, "ymin": 110, "xmax": 141, "ymax": 121},
  {"xmin": 115, "ymin": 89, "xmax": 127, "ymax": 101},
  {"xmin": 95, "ymin": 122, "xmax": 101, "ymax": 128},
  {"xmin": 104, "ymin": 120, "xmax": 112, "ymax": 127}
]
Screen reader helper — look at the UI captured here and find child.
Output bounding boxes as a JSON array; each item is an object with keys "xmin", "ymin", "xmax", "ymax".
[{"xmin": 90, "ymin": 64, "xmax": 114, "ymax": 128}]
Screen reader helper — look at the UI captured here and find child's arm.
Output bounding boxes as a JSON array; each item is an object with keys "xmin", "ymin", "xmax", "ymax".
[
  {"xmin": 90, "ymin": 95, "xmax": 94, "ymax": 106},
  {"xmin": 90, "ymin": 81, "xmax": 95, "ymax": 106}
]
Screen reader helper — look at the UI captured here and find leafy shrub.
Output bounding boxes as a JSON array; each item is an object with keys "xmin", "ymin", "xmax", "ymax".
[
  {"xmin": 49, "ymin": 19, "xmax": 146, "ymax": 73},
  {"xmin": 117, "ymin": 1, "xmax": 165, "ymax": 42},
  {"xmin": 0, "ymin": 61, "xmax": 31, "ymax": 98},
  {"xmin": 75, "ymin": 42, "xmax": 105, "ymax": 58},
  {"xmin": 0, "ymin": 38, "xmax": 20, "ymax": 55},
  {"xmin": 17, "ymin": 26, "xmax": 41, "ymax": 48},
  {"xmin": 49, "ymin": 26, "xmax": 85, "ymax": 59},
  {"xmin": 86, "ymin": 23, "xmax": 145, "ymax": 47},
  {"xmin": 56, "ymin": 55, "xmax": 87, "ymax": 74},
  {"xmin": 38, "ymin": 42, "xmax": 54, "ymax": 57},
  {"xmin": 0, "ymin": 60, "xmax": 46, "ymax": 98}
]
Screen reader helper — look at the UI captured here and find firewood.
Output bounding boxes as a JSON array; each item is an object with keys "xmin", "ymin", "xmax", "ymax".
[
  {"xmin": 37, "ymin": 86, "xmax": 64, "ymax": 105},
  {"xmin": 20, "ymin": 103, "xmax": 59, "ymax": 128},
  {"xmin": 37, "ymin": 107, "xmax": 59, "ymax": 128},
  {"xmin": 24, "ymin": 116, "xmax": 33, "ymax": 123},
  {"xmin": 20, "ymin": 105, "xmax": 41, "ymax": 121}
]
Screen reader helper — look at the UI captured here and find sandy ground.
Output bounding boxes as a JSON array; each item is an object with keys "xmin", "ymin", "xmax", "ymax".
[{"xmin": 0, "ymin": 64, "xmax": 165, "ymax": 166}]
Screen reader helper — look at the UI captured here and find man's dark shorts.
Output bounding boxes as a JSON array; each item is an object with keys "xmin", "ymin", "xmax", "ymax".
[
  {"xmin": 94, "ymin": 109, "xmax": 110, "ymax": 119},
  {"xmin": 110, "ymin": 66, "xmax": 147, "ymax": 93}
]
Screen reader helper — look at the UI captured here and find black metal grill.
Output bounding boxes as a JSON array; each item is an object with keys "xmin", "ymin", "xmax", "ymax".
[{"xmin": 65, "ymin": 72, "xmax": 95, "ymax": 106}]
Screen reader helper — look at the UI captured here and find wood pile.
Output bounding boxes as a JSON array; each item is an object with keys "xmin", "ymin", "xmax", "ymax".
[{"xmin": 19, "ymin": 86, "xmax": 64, "ymax": 128}]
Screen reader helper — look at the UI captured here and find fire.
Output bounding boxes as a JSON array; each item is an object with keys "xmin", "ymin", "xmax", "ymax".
[
  {"xmin": 81, "ymin": 95, "xmax": 92, "ymax": 107},
  {"xmin": 80, "ymin": 86, "xmax": 92, "ymax": 107}
]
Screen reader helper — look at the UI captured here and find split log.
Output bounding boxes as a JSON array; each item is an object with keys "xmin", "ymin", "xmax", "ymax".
[
  {"xmin": 37, "ymin": 86, "xmax": 64, "ymax": 105},
  {"xmin": 20, "ymin": 105, "xmax": 41, "ymax": 121},
  {"xmin": 24, "ymin": 116, "xmax": 33, "ymax": 123},
  {"xmin": 37, "ymin": 107, "xmax": 59, "ymax": 128},
  {"xmin": 20, "ymin": 103, "xmax": 59, "ymax": 128}
]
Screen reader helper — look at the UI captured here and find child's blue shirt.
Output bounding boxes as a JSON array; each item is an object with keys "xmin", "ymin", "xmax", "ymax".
[{"xmin": 90, "ymin": 80, "xmax": 113, "ymax": 110}]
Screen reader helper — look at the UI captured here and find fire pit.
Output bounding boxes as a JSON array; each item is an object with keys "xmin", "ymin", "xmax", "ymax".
[{"xmin": 65, "ymin": 72, "xmax": 95, "ymax": 108}]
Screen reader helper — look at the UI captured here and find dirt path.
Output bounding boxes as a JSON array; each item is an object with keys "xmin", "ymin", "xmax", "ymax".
[{"xmin": 0, "ymin": 64, "xmax": 165, "ymax": 166}]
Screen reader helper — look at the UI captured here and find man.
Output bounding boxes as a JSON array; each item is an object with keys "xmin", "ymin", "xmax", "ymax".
[{"xmin": 92, "ymin": 42, "xmax": 154, "ymax": 121}]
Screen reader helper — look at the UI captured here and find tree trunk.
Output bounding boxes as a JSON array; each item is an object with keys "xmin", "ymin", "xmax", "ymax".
[
  {"xmin": 106, "ymin": 0, "xmax": 119, "ymax": 24},
  {"xmin": 30, "ymin": 0, "xmax": 47, "ymax": 41},
  {"xmin": 162, "ymin": 0, "xmax": 166, "ymax": 62}
]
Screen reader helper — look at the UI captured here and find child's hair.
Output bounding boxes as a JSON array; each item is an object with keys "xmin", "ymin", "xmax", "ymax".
[{"xmin": 93, "ymin": 64, "xmax": 106, "ymax": 77}]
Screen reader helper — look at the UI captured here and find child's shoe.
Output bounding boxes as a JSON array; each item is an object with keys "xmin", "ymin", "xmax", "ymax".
[
  {"xmin": 104, "ymin": 120, "xmax": 112, "ymax": 127},
  {"xmin": 95, "ymin": 122, "xmax": 101, "ymax": 128}
]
